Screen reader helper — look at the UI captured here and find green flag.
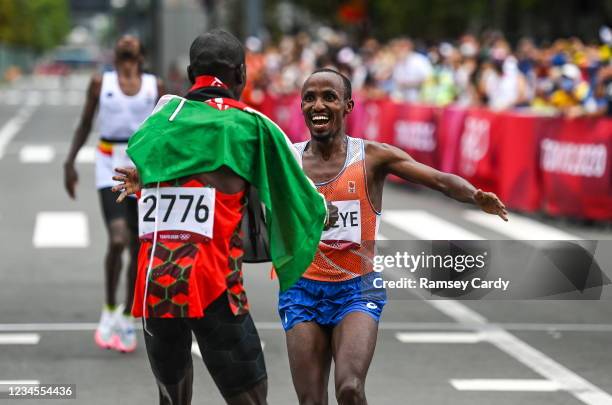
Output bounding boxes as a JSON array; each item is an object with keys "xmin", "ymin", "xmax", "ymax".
[{"xmin": 127, "ymin": 96, "xmax": 326, "ymax": 291}]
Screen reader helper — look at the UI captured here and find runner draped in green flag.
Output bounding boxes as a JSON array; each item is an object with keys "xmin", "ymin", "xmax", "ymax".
[{"xmin": 112, "ymin": 30, "xmax": 333, "ymax": 405}]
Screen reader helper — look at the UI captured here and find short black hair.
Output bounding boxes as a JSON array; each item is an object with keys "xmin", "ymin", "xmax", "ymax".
[
  {"xmin": 310, "ymin": 68, "xmax": 352, "ymax": 100},
  {"xmin": 189, "ymin": 29, "xmax": 245, "ymax": 82}
]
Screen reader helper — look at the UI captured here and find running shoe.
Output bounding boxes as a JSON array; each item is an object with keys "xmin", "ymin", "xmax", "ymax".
[
  {"xmin": 112, "ymin": 308, "xmax": 137, "ymax": 353},
  {"xmin": 94, "ymin": 306, "xmax": 115, "ymax": 349}
]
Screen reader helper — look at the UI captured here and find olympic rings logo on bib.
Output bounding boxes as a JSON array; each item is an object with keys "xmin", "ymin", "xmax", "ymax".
[{"xmin": 138, "ymin": 187, "xmax": 215, "ymax": 243}]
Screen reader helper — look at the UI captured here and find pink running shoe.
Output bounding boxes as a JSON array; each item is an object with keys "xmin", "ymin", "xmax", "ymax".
[
  {"xmin": 112, "ymin": 310, "xmax": 137, "ymax": 353},
  {"xmin": 94, "ymin": 307, "xmax": 115, "ymax": 349}
]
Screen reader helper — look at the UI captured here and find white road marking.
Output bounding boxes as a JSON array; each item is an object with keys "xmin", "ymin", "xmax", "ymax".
[
  {"xmin": 191, "ymin": 341, "xmax": 201, "ymax": 358},
  {"xmin": 0, "ymin": 380, "xmax": 39, "ymax": 388},
  {"xmin": 25, "ymin": 91, "xmax": 42, "ymax": 106},
  {"xmin": 463, "ymin": 211, "xmax": 580, "ymax": 240},
  {"xmin": 33, "ymin": 212, "xmax": 89, "ymax": 248},
  {"xmin": 191, "ymin": 339, "xmax": 265, "ymax": 359},
  {"xmin": 75, "ymin": 146, "xmax": 95, "ymax": 163},
  {"xmin": 6, "ymin": 90, "xmax": 20, "ymax": 105},
  {"xmin": 19, "ymin": 145, "xmax": 55, "ymax": 163},
  {"xmin": 395, "ymin": 332, "xmax": 484, "ymax": 343},
  {"xmin": 0, "ymin": 333, "xmax": 40, "ymax": 345},
  {"xmin": 46, "ymin": 90, "xmax": 63, "ymax": 106},
  {"xmin": 450, "ymin": 379, "xmax": 560, "ymax": 392},
  {"xmin": 429, "ymin": 300, "xmax": 612, "ymax": 405},
  {"xmin": 383, "ymin": 210, "xmax": 483, "ymax": 240},
  {"xmin": 66, "ymin": 91, "xmax": 83, "ymax": 106},
  {"xmin": 1, "ymin": 321, "xmax": 612, "ymax": 332},
  {"xmin": 0, "ymin": 105, "xmax": 37, "ymax": 159}
]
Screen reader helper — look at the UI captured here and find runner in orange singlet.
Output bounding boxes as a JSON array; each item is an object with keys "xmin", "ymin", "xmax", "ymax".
[{"xmin": 279, "ymin": 69, "xmax": 508, "ymax": 405}]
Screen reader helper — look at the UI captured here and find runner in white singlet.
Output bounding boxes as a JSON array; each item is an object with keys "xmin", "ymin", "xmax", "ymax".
[{"xmin": 63, "ymin": 35, "xmax": 164, "ymax": 353}]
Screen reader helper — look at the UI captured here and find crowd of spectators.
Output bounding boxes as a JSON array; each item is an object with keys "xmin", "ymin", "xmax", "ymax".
[{"xmin": 240, "ymin": 27, "xmax": 612, "ymax": 118}]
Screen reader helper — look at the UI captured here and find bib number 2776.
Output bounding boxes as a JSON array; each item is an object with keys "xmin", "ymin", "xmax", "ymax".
[{"xmin": 139, "ymin": 187, "xmax": 215, "ymax": 242}]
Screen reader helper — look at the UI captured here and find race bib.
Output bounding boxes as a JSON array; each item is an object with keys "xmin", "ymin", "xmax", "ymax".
[
  {"xmin": 321, "ymin": 200, "xmax": 361, "ymax": 249},
  {"xmin": 111, "ymin": 144, "xmax": 135, "ymax": 170},
  {"xmin": 139, "ymin": 187, "xmax": 215, "ymax": 243}
]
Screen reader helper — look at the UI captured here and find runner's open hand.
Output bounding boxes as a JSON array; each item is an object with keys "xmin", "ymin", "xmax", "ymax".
[
  {"xmin": 324, "ymin": 201, "xmax": 339, "ymax": 230},
  {"xmin": 474, "ymin": 189, "xmax": 508, "ymax": 221},
  {"xmin": 112, "ymin": 167, "xmax": 140, "ymax": 203}
]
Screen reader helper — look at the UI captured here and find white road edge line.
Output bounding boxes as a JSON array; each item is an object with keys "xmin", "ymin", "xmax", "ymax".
[
  {"xmin": 1, "ymin": 322, "xmax": 612, "ymax": 332},
  {"xmin": 463, "ymin": 210, "xmax": 580, "ymax": 240},
  {"xmin": 395, "ymin": 332, "xmax": 483, "ymax": 343},
  {"xmin": 0, "ymin": 380, "xmax": 39, "ymax": 386},
  {"xmin": 0, "ymin": 333, "xmax": 40, "ymax": 344},
  {"xmin": 429, "ymin": 300, "xmax": 612, "ymax": 404},
  {"xmin": 191, "ymin": 339, "xmax": 264, "ymax": 359},
  {"xmin": 383, "ymin": 210, "xmax": 484, "ymax": 240},
  {"xmin": 450, "ymin": 379, "xmax": 561, "ymax": 392},
  {"xmin": 0, "ymin": 105, "xmax": 37, "ymax": 159}
]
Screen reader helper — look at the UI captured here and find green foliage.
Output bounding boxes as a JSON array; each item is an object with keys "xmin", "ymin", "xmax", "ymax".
[{"xmin": 0, "ymin": 0, "xmax": 70, "ymax": 52}]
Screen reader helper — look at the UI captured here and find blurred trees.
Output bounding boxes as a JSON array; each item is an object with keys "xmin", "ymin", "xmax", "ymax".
[{"xmin": 0, "ymin": 0, "xmax": 70, "ymax": 52}]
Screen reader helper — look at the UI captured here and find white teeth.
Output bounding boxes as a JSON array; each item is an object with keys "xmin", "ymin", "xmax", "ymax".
[{"xmin": 312, "ymin": 115, "xmax": 329, "ymax": 123}]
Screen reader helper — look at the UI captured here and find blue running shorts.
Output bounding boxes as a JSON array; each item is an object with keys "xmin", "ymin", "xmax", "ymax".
[{"xmin": 278, "ymin": 273, "xmax": 387, "ymax": 331}]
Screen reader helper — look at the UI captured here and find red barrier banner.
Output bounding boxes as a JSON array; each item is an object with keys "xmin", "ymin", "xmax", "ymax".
[
  {"xmin": 260, "ymin": 93, "xmax": 308, "ymax": 142},
  {"xmin": 540, "ymin": 118, "xmax": 612, "ymax": 220},
  {"xmin": 437, "ymin": 106, "xmax": 468, "ymax": 173},
  {"xmin": 348, "ymin": 97, "xmax": 395, "ymax": 143},
  {"xmin": 496, "ymin": 113, "xmax": 551, "ymax": 213},
  {"xmin": 391, "ymin": 104, "xmax": 439, "ymax": 168},
  {"xmin": 456, "ymin": 109, "xmax": 499, "ymax": 193}
]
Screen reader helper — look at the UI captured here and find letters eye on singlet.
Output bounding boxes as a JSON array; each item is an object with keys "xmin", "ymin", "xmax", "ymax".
[
  {"xmin": 320, "ymin": 200, "xmax": 361, "ymax": 249},
  {"xmin": 138, "ymin": 187, "xmax": 215, "ymax": 243}
]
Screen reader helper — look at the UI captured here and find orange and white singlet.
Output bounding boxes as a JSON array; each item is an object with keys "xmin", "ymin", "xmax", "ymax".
[{"xmin": 295, "ymin": 136, "xmax": 381, "ymax": 282}]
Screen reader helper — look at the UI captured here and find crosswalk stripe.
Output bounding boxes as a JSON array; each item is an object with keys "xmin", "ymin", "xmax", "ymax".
[
  {"xmin": 463, "ymin": 210, "xmax": 580, "ymax": 240},
  {"xmin": 0, "ymin": 333, "xmax": 40, "ymax": 345},
  {"xmin": 33, "ymin": 212, "xmax": 89, "ymax": 248},
  {"xmin": 191, "ymin": 339, "xmax": 265, "ymax": 359},
  {"xmin": 383, "ymin": 210, "xmax": 484, "ymax": 240},
  {"xmin": 395, "ymin": 332, "xmax": 483, "ymax": 343},
  {"xmin": 76, "ymin": 146, "xmax": 95, "ymax": 163},
  {"xmin": 450, "ymin": 379, "xmax": 560, "ymax": 392},
  {"xmin": 66, "ymin": 91, "xmax": 83, "ymax": 106},
  {"xmin": 47, "ymin": 90, "xmax": 63, "ymax": 106},
  {"xmin": 19, "ymin": 145, "xmax": 55, "ymax": 163}
]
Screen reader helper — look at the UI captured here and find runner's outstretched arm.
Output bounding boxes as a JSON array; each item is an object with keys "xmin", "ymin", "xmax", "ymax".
[
  {"xmin": 64, "ymin": 74, "xmax": 102, "ymax": 199},
  {"xmin": 369, "ymin": 142, "xmax": 508, "ymax": 221}
]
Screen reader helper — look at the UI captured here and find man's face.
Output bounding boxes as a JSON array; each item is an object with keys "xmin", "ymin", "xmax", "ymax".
[
  {"xmin": 301, "ymin": 72, "xmax": 353, "ymax": 141},
  {"xmin": 115, "ymin": 35, "xmax": 142, "ymax": 62}
]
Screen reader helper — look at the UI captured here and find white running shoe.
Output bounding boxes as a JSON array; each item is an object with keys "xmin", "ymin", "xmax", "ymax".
[
  {"xmin": 94, "ymin": 307, "xmax": 115, "ymax": 349},
  {"xmin": 112, "ymin": 308, "xmax": 137, "ymax": 353}
]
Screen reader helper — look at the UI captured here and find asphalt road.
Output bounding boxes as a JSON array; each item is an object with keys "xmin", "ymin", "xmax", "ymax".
[{"xmin": 0, "ymin": 74, "xmax": 611, "ymax": 405}]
